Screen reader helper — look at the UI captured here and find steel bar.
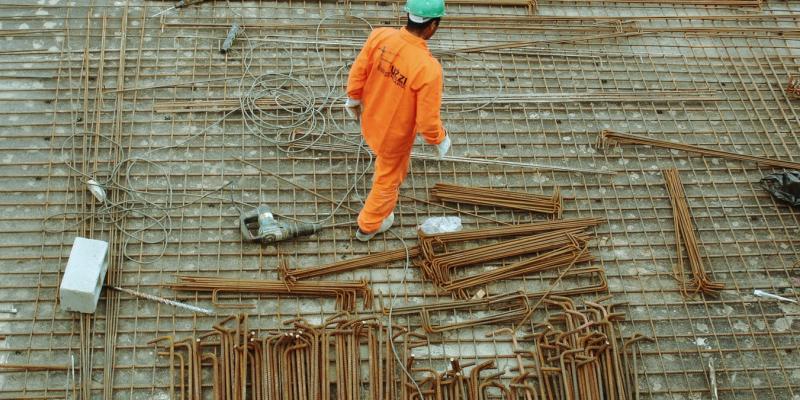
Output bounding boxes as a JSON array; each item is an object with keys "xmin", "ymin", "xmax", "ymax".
[
  {"xmin": 418, "ymin": 217, "xmax": 603, "ymax": 245},
  {"xmin": 398, "ymin": 194, "xmax": 512, "ymax": 226},
  {"xmin": 108, "ymin": 286, "xmax": 215, "ymax": 315},
  {"xmin": 663, "ymin": 169, "xmax": 725, "ymax": 297},
  {"xmin": 419, "ymin": 228, "xmax": 590, "ymax": 287},
  {"xmin": 280, "ymin": 247, "xmax": 420, "ymax": 282},
  {"xmin": 0, "ymin": 363, "xmax": 72, "ymax": 371},
  {"xmin": 152, "ymin": 89, "xmax": 720, "ymax": 112},
  {"xmin": 429, "ymin": 183, "xmax": 564, "ymax": 217},
  {"xmin": 518, "ymin": 296, "xmax": 650, "ymax": 400},
  {"xmin": 546, "ymin": 0, "xmax": 761, "ymax": 6},
  {"xmin": 167, "ymin": 275, "xmax": 374, "ymax": 311},
  {"xmin": 442, "ymin": 243, "xmax": 594, "ymax": 298},
  {"xmin": 416, "ymin": 218, "xmax": 602, "ymax": 297},
  {"xmin": 290, "ymin": 140, "xmax": 613, "ymax": 175},
  {"xmin": 387, "ymin": 291, "xmax": 532, "ymax": 333},
  {"xmin": 600, "ymin": 130, "xmax": 800, "ymax": 170},
  {"xmin": 523, "ymin": 266, "xmax": 609, "ymax": 299}
]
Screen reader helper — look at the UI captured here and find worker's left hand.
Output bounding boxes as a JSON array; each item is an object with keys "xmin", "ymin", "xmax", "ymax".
[
  {"xmin": 437, "ymin": 134, "xmax": 451, "ymax": 159},
  {"xmin": 344, "ymin": 98, "xmax": 362, "ymax": 122}
]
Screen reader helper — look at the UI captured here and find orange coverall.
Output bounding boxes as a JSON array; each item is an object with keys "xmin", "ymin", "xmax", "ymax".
[{"xmin": 347, "ymin": 27, "xmax": 446, "ymax": 233}]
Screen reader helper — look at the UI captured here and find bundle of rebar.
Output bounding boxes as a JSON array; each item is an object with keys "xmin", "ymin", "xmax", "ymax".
[
  {"xmin": 150, "ymin": 314, "xmax": 423, "ymax": 400},
  {"xmin": 663, "ymin": 168, "xmax": 725, "ymax": 296},
  {"xmin": 168, "ymin": 275, "xmax": 373, "ymax": 311},
  {"xmin": 386, "ymin": 291, "xmax": 532, "ymax": 333},
  {"xmin": 599, "ymin": 130, "xmax": 800, "ymax": 170},
  {"xmin": 406, "ymin": 296, "xmax": 651, "ymax": 400},
  {"xmin": 524, "ymin": 296, "xmax": 653, "ymax": 400},
  {"xmin": 406, "ymin": 359, "xmax": 516, "ymax": 400},
  {"xmin": 387, "ymin": 268, "xmax": 608, "ymax": 332},
  {"xmin": 417, "ymin": 218, "xmax": 602, "ymax": 298},
  {"xmin": 418, "ymin": 217, "xmax": 603, "ymax": 245},
  {"xmin": 442, "ymin": 243, "xmax": 594, "ymax": 298},
  {"xmin": 527, "ymin": 266, "xmax": 608, "ymax": 298},
  {"xmin": 419, "ymin": 228, "xmax": 590, "ymax": 287},
  {"xmin": 280, "ymin": 247, "xmax": 420, "ymax": 282},
  {"xmin": 430, "ymin": 183, "xmax": 563, "ymax": 217}
]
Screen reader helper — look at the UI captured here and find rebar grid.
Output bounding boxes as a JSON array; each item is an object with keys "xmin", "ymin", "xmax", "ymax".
[{"xmin": 0, "ymin": 0, "xmax": 797, "ymax": 399}]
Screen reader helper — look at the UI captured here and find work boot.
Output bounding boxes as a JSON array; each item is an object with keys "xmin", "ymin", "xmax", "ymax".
[{"xmin": 355, "ymin": 213, "xmax": 395, "ymax": 242}]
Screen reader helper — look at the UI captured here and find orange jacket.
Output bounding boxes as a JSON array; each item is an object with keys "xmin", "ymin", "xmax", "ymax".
[{"xmin": 347, "ymin": 27, "xmax": 446, "ymax": 158}]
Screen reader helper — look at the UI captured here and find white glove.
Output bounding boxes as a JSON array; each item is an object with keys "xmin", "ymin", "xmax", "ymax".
[
  {"xmin": 437, "ymin": 134, "xmax": 451, "ymax": 159},
  {"xmin": 344, "ymin": 98, "xmax": 361, "ymax": 122}
]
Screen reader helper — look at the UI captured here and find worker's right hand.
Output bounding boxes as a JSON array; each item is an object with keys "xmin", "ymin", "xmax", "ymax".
[{"xmin": 344, "ymin": 98, "xmax": 362, "ymax": 122}]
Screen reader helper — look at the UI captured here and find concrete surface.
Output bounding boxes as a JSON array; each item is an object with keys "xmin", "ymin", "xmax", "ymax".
[{"xmin": 0, "ymin": 0, "xmax": 798, "ymax": 399}]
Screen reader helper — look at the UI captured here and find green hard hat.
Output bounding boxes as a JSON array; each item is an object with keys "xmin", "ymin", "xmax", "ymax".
[{"xmin": 404, "ymin": 0, "xmax": 446, "ymax": 19}]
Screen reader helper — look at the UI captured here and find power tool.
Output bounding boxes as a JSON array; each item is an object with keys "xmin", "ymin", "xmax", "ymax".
[{"xmin": 239, "ymin": 205, "xmax": 322, "ymax": 243}]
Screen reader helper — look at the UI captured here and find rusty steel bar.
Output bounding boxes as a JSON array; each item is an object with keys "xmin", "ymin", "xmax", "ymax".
[
  {"xmin": 150, "ymin": 314, "xmax": 428, "ymax": 399},
  {"xmin": 663, "ymin": 168, "xmax": 725, "ymax": 296},
  {"xmin": 280, "ymin": 247, "xmax": 420, "ymax": 282},
  {"xmin": 600, "ymin": 130, "xmax": 800, "ymax": 170},
  {"xmin": 168, "ymin": 275, "xmax": 374, "ymax": 311},
  {"xmin": 429, "ymin": 183, "xmax": 564, "ymax": 217}
]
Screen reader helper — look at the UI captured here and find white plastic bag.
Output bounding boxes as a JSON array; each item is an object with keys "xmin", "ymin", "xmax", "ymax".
[{"xmin": 418, "ymin": 216, "xmax": 462, "ymax": 235}]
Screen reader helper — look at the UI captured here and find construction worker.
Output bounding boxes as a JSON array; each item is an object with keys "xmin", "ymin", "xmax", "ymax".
[{"xmin": 344, "ymin": 0, "xmax": 450, "ymax": 242}]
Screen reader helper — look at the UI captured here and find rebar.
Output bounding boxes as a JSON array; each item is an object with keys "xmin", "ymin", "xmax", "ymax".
[
  {"xmin": 549, "ymin": 0, "xmax": 761, "ymax": 6},
  {"xmin": 280, "ymin": 247, "xmax": 420, "ymax": 282},
  {"xmin": 152, "ymin": 89, "xmax": 720, "ymax": 112},
  {"xmin": 430, "ymin": 183, "xmax": 564, "ymax": 217},
  {"xmin": 518, "ymin": 296, "xmax": 652, "ymax": 400},
  {"xmin": 109, "ymin": 285, "xmax": 214, "ymax": 315},
  {"xmin": 446, "ymin": 242, "xmax": 593, "ymax": 298},
  {"xmin": 168, "ymin": 274, "xmax": 373, "ymax": 311},
  {"xmin": 289, "ymin": 140, "xmax": 612, "ymax": 175},
  {"xmin": 386, "ymin": 291, "xmax": 532, "ymax": 333},
  {"xmin": 151, "ymin": 314, "xmax": 419, "ymax": 400},
  {"xmin": 417, "ymin": 218, "xmax": 601, "ymax": 298},
  {"xmin": 600, "ymin": 130, "xmax": 800, "ymax": 170},
  {"xmin": 419, "ymin": 228, "xmax": 590, "ymax": 288},
  {"xmin": 418, "ymin": 217, "xmax": 604, "ymax": 244},
  {"xmin": 663, "ymin": 168, "xmax": 725, "ymax": 297},
  {"xmin": 0, "ymin": 363, "xmax": 72, "ymax": 371},
  {"xmin": 404, "ymin": 322, "xmax": 649, "ymax": 400}
]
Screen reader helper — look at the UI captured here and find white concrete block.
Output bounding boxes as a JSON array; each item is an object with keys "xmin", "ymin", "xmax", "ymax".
[{"xmin": 59, "ymin": 237, "xmax": 108, "ymax": 314}]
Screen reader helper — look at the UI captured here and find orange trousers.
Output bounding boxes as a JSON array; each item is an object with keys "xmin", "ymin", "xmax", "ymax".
[{"xmin": 357, "ymin": 153, "xmax": 411, "ymax": 232}]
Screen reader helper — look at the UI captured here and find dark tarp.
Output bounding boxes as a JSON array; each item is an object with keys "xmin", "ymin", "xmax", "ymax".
[{"xmin": 761, "ymin": 171, "xmax": 800, "ymax": 207}]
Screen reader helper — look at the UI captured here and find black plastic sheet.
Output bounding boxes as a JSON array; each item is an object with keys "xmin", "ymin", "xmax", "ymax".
[{"xmin": 761, "ymin": 171, "xmax": 800, "ymax": 207}]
